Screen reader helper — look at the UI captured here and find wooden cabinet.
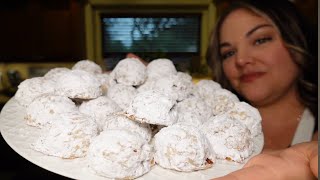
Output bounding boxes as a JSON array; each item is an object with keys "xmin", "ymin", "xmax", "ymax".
[{"xmin": 0, "ymin": 0, "xmax": 86, "ymax": 62}]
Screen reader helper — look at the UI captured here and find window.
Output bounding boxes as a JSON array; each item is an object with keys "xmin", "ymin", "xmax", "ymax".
[{"xmin": 101, "ymin": 14, "xmax": 201, "ymax": 72}]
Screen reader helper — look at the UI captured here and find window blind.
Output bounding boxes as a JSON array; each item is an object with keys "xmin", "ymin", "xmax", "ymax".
[
  {"xmin": 100, "ymin": 14, "xmax": 201, "ymax": 72},
  {"xmin": 101, "ymin": 16, "xmax": 200, "ymax": 53}
]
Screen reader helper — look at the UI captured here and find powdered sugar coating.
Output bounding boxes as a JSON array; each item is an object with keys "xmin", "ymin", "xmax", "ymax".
[
  {"xmin": 15, "ymin": 77, "xmax": 56, "ymax": 107},
  {"xmin": 32, "ymin": 111, "xmax": 98, "ymax": 159},
  {"xmin": 153, "ymin": 73, "xmax": 195, "ymax": 101},
  {"xmin": 177, "ymin": 71, "xmax": 193, "ymax": 81},
  {"xmin": 226, "ymin": 102, "xmax": 262, "ymax": 137},
  {"xmin": 147, "ymin": 58, "xmax": 177, "ymax": 80},
  {"xmin": 25, "ymin": 94, "xmax": 78, "ymax": 128},
  {"xmin": 79, "ymin": 96, "xmax": 122, "ymax": 132},
  {"xmin": 55, "ymin": 70, "xmax": 102, "ymax": 99},
  {"xmin": 153, "ymin": 124, "xmax": 215, "ymax": 172},
  {"xmin": 43, "ymin": 67, "xmax": 70, "ymax": 82},
  {"xmin": 125, "ymin": 90, "xmax": 178, "ymax": 126},
  {"xmin": 109, "ymin": 58, "xmax": 147, "ymax": 86},
  {"xmin": 205, "ymin": 88, "xmax": 239, "ymax": 115},
  {"xmin": 136, "ymin": 78, "xmax": 156, "ymax": 93},
  {"xmin": 103, "ymin": 114, "xmax": 152, "ymax": 142},
  {"xmin": 72, "ymin": 60, "xmax": 102, "ymax": 74},
  {"xmin": 176, "ymin": 96, "xmax": 212, "ymax": 127},
  {"xmin": 202, "ymin": 117, "xmax": 253, "ymax": 163},
  {"xmin": 87, "ymin": 129, "xmax": 153, "ymax": 179},
  {"xmin": 196, "ymin": 79, "xmax": 222, "ymax": 99},
  {"xmin": 107, "ymin": 83, "xmax": 138, "ymax": 110},
  {"xmin": 96, "ymin": 73, "xmax": 110, "ymax": 95}
]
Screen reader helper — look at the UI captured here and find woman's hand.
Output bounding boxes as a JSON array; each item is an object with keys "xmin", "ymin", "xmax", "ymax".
[{"xmin": 212, "ymin": 141, "xmax": 318, "ymax": 180}]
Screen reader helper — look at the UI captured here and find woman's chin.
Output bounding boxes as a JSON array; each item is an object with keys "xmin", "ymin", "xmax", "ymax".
[{"xmin": 239, "ymin": 89, "xmax": 269, "ymax": 106}]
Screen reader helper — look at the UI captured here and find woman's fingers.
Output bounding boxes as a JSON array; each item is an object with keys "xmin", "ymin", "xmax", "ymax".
[
  {"xmin": 290, "ymin": 141, "xmax": 318, "ymax": 178},
  {"xmin": 213, "ymin": 142, "xmax": 318, "ymax": 180},
  {"xmin": 310, "ymin": 153, "xmax": 318, "ymax": 177},
  {"xmin": 213, "ymin": 165, "xmax": 275, "ymax": 180}
]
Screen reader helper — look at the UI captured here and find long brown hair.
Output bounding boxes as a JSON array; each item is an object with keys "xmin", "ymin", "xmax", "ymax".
[{"xmin": 206, "ymin": 0, "xmax": 318, "ymax": 120}]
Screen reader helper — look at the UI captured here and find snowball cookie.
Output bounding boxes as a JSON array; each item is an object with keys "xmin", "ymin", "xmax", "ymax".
[
  {"xmin": 125, "ymin": 90, "xmax": 178, "ymax": 126},
  {"xmin": 136, "ymin": 78, "xmax": 156, "ymax": 93},
  {"xmin": 25, "ymin": 94, "xmax": 78, "ymax": 128},
  {"xmin": 15, "ymin": 77, "xmax": 56, "ymax": 107},
  {"xmin": 177, "ymin": 71, "xmax": 193, "ymax": 81},
  {"xmin": 226, "ymin": 102, "xmax": 262, "ymax": 137},
  {"xmin": 103, "ymin": 114, "xmax": 152, "ymax": 142},
  {"xmin": 196, "ymin": 79, "xmax": 222, "ymax": 99},
  {"xmin": 175, "ymin": 96, "xmax": 212, "ymax": 127},
  {"xmin": 96, "ymin": 73, "xmax": 110, "ymax": 95},
  {"xmin": 177, "ymin": 72, "xmax": 197, "ymax": 95},
  {"xmin": 43, "ymin": 67, "xmax": 70, "ymax": 83},
  {"xmin": 153, "ymin": 72, "xmax": 195, "ymax": 101},
  {"xmin": 205, "ymin": 88, "xmax": 239, "ymax": 116},
  {"xmin": 202, "ymin": 117, "xmax": 254, "ymax": 163},
  {"xmin": 147, "ymin": 58, "xmax": 177, "ymax": 80},
  {"xmin": 72, "ymin": 59, "xmax": 102, "ymax": 74},
  {"xmin": 55, "ymin": 69, "xmax": 102, "ymax": 99},
  {"xmin": 107, "ymin": 83, "xmax": 137, "ymax": 110},
  {"xmin": 87, "ymin": 129, "xmax": 153, "ymax": 179},
  {"xmin": 153, "ymin": 124, "xmax": 215, "ymax": 172},
  {"xmin": 109, "ymin": 58, "xmax": 147, "ymax": 86},
  {"xmin": 79, "ymin": 96, "xmax": 122, "ymax": 132},
  {"xmin": 32, "ymin": 111, "xmax": 98, "ymax": 159}
]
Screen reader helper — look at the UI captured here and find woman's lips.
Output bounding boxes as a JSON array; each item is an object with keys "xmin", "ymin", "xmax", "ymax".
[{"xmin": 240, "ymin": 72, "xmax": 265, "ymax": 83}]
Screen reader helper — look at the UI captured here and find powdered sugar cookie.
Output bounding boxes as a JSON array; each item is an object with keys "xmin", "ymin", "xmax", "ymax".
[
  {"xmin": 43, "ymin": 67, "xmax": 70, "ymax": 82},
  {"xmin": 147, "ymin": 58, "xmax": 177, "ymax": 80},
  {"xmin": 96, "ymin": 73, "xmax": 110, "ymax": 95},
  {"xmin": 177, "ymin": 71, "xmax": 193, "ymax": 81},
  {"xmin": 72, "ymin": 60, "xmax": 102, "ymax": 74},
  {"xmin": 125, "ymin": 90, "xmax": 178, "ymax": 126},
  {"xmin": 202, "ymin": 117, "xmax": 254, "ymax": 163},
  {"xmin": 153, "ymin": 124, "xmax": 215, "ymax": 172},
  {"xmin": 176, "ymin": 96, "xmax": 212, "ymax": 127},
  {"xmin": 196, "ymin": 79, "xmax": 222, "ymax": 99},
  {"xmin": 226, "ymin": 101, "xmax": 262, "ymax": 137},
  {"xmin": 109, "ymin": 58, "xmax": 147, "ymax": 86},
  {"xmin": 107, "ymin": 83, "xmax": 137, "ymax": 110},
  {"xmin": 25, "ymin": 94, "xmax": 78, "ymax": 128},
  {"xmin": 87, "ymin": 129, "xmax": 153, "ymax": 179},
  {"xmin": 15, "ymin": 77, "xmax": 56, "ymax": 107},
  {"xmin": 205, "ymin": 88, "xmax": 239, "ymax": 115},
  {"xmin": 153, "ymin": 73, "xmax": 195, "ymax": 101},
  {"xmin": 32, "ymin": 111, "xmax": 98, "ymax": 159},
  {"xmin": 79, "ymin": 96, "xmax": 122, "ymax": 132},
  {"xmin": 103, "ymin": 114, "xmax": 152, "ymax": 142},
  {"xmin": 55, "ymin": 70, "xmax": 102, "ymax": 100},
  {"xmin": 136, "ymin": 78, "xmax": 156, "ymax": 93}
]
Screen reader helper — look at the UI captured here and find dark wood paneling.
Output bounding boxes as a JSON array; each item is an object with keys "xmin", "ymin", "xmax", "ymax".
[{"xmin": 0, "ymin": 0, "xmax": 86, "ymax": 62}]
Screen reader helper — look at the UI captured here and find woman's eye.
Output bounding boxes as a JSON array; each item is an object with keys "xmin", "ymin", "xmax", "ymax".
[
  {"xmin": 254, "ymin": 37, "xmax": 272, "ymax": 45},
  {"xmin": 221, "ymin": 50, "xmax": 235, "ymax": 60}
]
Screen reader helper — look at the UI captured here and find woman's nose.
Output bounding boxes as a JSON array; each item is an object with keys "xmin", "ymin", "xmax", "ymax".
[{"xmin": 235, "ymin": 49, "xmax": 254, "ymax": 67}]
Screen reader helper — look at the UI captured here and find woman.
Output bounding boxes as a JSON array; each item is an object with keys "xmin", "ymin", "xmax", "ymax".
[
  {"xmin": 205, "ymin": 0, "xmax": 318, "ymax": 179},
  {"xmin": 206, "ymin": 0, "xmax": 317, "ymax": 150}
]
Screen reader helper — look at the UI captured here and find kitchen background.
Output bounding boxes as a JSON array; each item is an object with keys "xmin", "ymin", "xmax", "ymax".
[{"xmin": 0, "ymin": 0, "xmax": 317, "ymax": 179}]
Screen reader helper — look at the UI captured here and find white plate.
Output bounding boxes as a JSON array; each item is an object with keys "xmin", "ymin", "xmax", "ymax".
[{"xmin": 0, "ymin": 97, "xmax": 264, "ymax": 180}]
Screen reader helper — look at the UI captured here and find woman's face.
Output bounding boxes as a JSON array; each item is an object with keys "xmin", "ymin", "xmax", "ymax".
[{"xmin": 219, "ymin": 9, "xmax": 300, "ymax": 106}]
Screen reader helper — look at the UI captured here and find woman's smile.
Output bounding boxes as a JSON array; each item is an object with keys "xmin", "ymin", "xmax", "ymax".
[{"xmin": 240, "ymin": 72, "xmax": 265, "ymax": 83}]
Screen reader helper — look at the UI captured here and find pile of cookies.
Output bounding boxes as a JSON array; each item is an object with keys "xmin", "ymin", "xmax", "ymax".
[{"xmin": 15, "ymin": 58, "xmax": 262, "ymax": 179}]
